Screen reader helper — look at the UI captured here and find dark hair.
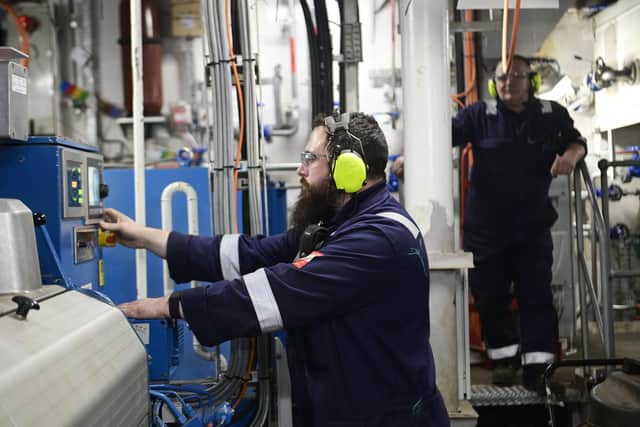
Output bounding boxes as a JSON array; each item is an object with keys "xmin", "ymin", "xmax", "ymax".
[
  {"xmin": 512, "ymin": 54, "xmax": 531, "ymax": 67},
  {"xmin": 312, "ymin": 112, "xmax": 389, "ymax": 179}
]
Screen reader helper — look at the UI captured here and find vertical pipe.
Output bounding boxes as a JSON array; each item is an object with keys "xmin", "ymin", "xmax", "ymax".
[
  {"xmin": 598, "ymin": 161, "xmax": 615, "ymax": 358},
  {"xmin": 399, "ymin": 0, "xmax": 454, "ymax": 253},
  {"xmin": 574, "ymin": 169, "xmax": 589, "ymax": 360},
  {"xmin": 131, "ymin": 0, "xmax": 147, "ymax": 299}
]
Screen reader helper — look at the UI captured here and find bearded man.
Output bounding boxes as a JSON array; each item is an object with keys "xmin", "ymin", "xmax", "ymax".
[{"xmin": 102, "ymin": 112, "xmax": 449, "ymax": 427}]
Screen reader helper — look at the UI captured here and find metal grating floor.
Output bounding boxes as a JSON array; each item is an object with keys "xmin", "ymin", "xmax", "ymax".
[{"xmin": 470, "ymin": 385, "xmax": 546, "ymax": 406}]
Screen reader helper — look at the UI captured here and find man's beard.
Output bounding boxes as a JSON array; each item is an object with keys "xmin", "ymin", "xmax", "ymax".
[{"xmin": 290, "ymin": 177, "xmax": 339, "ymax": 235}]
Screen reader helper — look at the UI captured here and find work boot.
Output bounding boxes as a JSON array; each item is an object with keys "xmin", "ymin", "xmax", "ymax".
[
  {"xmin": 491, "ymin": 356, "xmax": 521, "ymax": 386},
  {"xmin": 522, "ymin": 363, "xmax": 548, "ymax": 395}
]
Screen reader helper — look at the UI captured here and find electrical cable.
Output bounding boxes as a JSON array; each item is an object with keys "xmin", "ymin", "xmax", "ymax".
[
  {"xmin": 225, "ymin": 0, "xmax": 245, "ymax": 234},
  {"xmin": 232, "ymin": 336, "xmax": 256, "ymax": 409},
  {"xmin": 300, "ymin": 0, "xmax": 321, "ymax": 118},
  {"xmin": 149, "ymin": 390, "xmax": 188, "ymax": 425},
  {"xmin": 501, "ymin": 0, "xmax": 509, "ymax": 71},
  {"xmin": 248, "ymin": 336, "xmax": 271, "ymax": 427},
  {"xmin": 505, "ymin": 0, "xmax": 522, "ymax": 73},
  {"xmin": 314, "ymin": 0, "xmax": 334, "ymax": 114}
]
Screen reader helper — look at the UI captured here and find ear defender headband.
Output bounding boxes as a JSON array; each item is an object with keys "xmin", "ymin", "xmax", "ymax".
[
  {"xmin": 487, "ymin": 71, "xmax": 541, "ymax": 97},
  {"xmin": 324, "ymin": 111, "xmax": 368, "ymax": 193}
]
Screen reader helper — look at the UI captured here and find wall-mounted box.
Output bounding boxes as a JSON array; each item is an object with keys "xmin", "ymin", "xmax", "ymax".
[
  {"xmin": 0, "ymin": 47, "xmax": 28, "ymax": 142},
  {"xmin": 171, "ymin": 2, "xmax": 202, "ymax": 37}
]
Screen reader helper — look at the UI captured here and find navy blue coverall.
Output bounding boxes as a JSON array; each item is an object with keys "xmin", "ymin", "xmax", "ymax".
[
  {"xmin": 166, "ymin": 182, "xmax": 449, "ymax": 427},
  {"xmin": 453, "ymin": 99, "xmax": 586, "ymax": 365}
]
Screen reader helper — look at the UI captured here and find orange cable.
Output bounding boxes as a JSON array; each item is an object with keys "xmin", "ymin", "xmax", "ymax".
[
  {"xmin": 232, "ymin": 337, "xmax": 256, "ymax": 410},
  {"xmin": 0, "ymin": 2, "xmax": 30, "ymax": 67},
  {"xmin": 453, "ymin": 63, "xmax": 476, "ymax": 99},
  {"xmin": 225, "ymin": 0, "xmax": 245, "ymax": 234},
  {"xmin": 463, "ymin": 9, "xmax": 477, "ymax": 105},
  {"xmin": 459, "ymin": 10, "xmax": 477, "ymax": 243},
  {"xmin": 505, "ymin": 0, "xmax": 521, "ymax": 73},
  {"xmin": 501, "ymin": 0, "xmax": 509, "ymax": 72}
]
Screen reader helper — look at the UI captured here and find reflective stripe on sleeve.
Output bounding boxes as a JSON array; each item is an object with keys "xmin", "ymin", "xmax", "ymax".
[
  {"xmin": 243, "ymin": 268, "xmax": 284, "ymax": 333},
  {"xmin": 220, "ymin": 234, "xmax": 241, "ymax": 280},
  {"xmin": 377, "ymin": 211, "xmax": 420, "ymax": 239}
]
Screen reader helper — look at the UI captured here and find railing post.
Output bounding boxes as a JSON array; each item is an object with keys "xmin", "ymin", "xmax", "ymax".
[
  {"xmin": 597, "ymin": 159, "xmax": 615, "ymax": 359},
  {"xmin": 574, "ymin": 167, "xmax": 589, "ymax": 361}
]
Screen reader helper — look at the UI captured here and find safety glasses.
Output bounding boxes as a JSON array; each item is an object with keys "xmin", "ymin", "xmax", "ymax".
[
  {"xmin": 300, "ymin": 151, "xmax": 328, "ymax": 167},
  {"xmin": 495, "ymin": 71, "xmax": 533, "ymax": 82}
]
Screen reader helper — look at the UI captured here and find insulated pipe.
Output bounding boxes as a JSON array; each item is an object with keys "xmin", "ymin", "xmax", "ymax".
[
  {"xmin": 160, "ymin": 182, "xmax": 217, "ymax": 361},
  {"xmin": 131, "ymin": 0, "xmax": 147, "ymax": 299},
  {"xmin": 399, "ymin": 0, "xmax": 454, "ymax": 253}
]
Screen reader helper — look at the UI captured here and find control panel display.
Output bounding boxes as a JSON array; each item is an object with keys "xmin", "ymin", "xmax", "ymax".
[
  {"xmin": 66, "ymin": 162, "xmax": 84, "ymax": 208},
  {"xmin": 86, "ymin": 154, "xmax": 104, "ymax": 223},
  {"xmin": 88, "ymin": 165, "xmax": 100, "ymax": 208}
]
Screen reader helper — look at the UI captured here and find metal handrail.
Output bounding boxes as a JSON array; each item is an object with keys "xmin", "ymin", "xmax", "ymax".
[{"xmin": 573, "ymin": 161, "xmax": 614, "ymax": 359}]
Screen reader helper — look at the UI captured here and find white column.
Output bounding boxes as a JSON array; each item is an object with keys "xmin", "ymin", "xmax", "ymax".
[
  {"xmin": 399, "ymin": 2, "xmax": 477, "ymax": 420},
  {"xmin": 399, "ymin": 0, "xmax": 454, "ymax": 253},
  {"xmin": 131, "ymin": 0, "xmax": 147, "ymax": 299}
]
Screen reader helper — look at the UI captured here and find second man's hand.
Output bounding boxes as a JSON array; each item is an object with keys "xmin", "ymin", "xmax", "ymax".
[
  {"xmin": 391, "ymin": 156, "xmax": 405, "ymax": 180},
  {"xmin": 118, "ymin": 296, "xmax": 170, "ymax": 319},
  {"xmin": 550, "ymin": 143, "xmax": 586, "ymax": 177}
]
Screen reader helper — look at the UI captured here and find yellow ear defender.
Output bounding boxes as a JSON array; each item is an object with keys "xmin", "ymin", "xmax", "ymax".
[
  {"xmin": 325, "ymin": 111, "xmax": 369, "ymax": 194},
  {"xmin": 530, "ymin": 72, "xmax": 541, "ymax": 93},
  {"xmin": 332, "ymin": 150, "xmax": 367, "ymax": 193},
  {"xmin": 487, "ymin": 71, "xmax": 541, "ymax": 97},
  {"xmin": 488, "ymin": 78, "xmax": 498, "ymax": 97}
]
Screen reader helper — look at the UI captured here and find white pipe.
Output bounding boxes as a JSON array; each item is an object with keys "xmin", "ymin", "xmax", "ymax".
[
  {"xmin": 131, "ymin": 0, "xmax": 147, "ymax": 299},
  {"xmin": 161, "ymin": 182, "xmax": 199, "ymax": 296},
  {"xmin": 160, "ymin": 182, "xmax": 217, "ymax": 360},
  {"xmin": 399, "ymin": 0, "xmax": 454, "ymax": 253}
]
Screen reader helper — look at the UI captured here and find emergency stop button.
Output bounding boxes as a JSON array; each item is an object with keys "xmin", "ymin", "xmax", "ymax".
[{"xmin": 99, "ymin": 229, "xmax": 116, "ymax": 247}]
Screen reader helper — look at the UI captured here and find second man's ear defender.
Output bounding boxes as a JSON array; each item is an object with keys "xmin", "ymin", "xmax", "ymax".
[
  {"xmin": 487, "ymin": 71, "xmax": 542, "ymax": 97},
  {"xmin": 324, "ymin": 111, "xmax": 368, "ymax": 193}
]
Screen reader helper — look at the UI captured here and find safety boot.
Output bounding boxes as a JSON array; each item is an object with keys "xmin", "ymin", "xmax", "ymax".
[
  {"xmin": 522, "ymin": 363, "xmax": 548, "ymax": 395},
  {"xmin": 491, "ymin": 355, "xmax": 521, "ymax": 386}
]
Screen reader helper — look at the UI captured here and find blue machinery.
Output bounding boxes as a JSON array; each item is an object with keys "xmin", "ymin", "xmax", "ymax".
[
  {"xmin": 0, "ymin": 136, "xmax": 288, "ymax": 426},
  {"xmin": 0, "ymin": 137, "xmax": 104, "ymax": 289}
]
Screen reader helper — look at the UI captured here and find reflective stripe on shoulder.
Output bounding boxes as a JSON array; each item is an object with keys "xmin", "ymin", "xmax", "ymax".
[
  {"xmin": 377, "ymin": 211, "xmax": 420, "ymax": 239},
  {"xmin": 540, "ymin": 100, "xmax": 552, "ymax": 114},
  {"xmin": 485, "ymin": 99, "xmax": 498, "ymax": 116},
  {"xmin": 243, "ymin": 268, "xmax": 284, "ymax": 333},
  {"xmin": 220, "ymin": 234, "xmax": 241, "ymax": 280}
]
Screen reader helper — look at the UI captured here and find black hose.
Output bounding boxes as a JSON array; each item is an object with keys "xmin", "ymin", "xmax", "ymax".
[
  {"xmin": 314, "ymin": 0, "xmax": 334, "ymax": 114},
  {"xmin": 300, "ymin": 0, "xmax": 321, "ymax": 119}
]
